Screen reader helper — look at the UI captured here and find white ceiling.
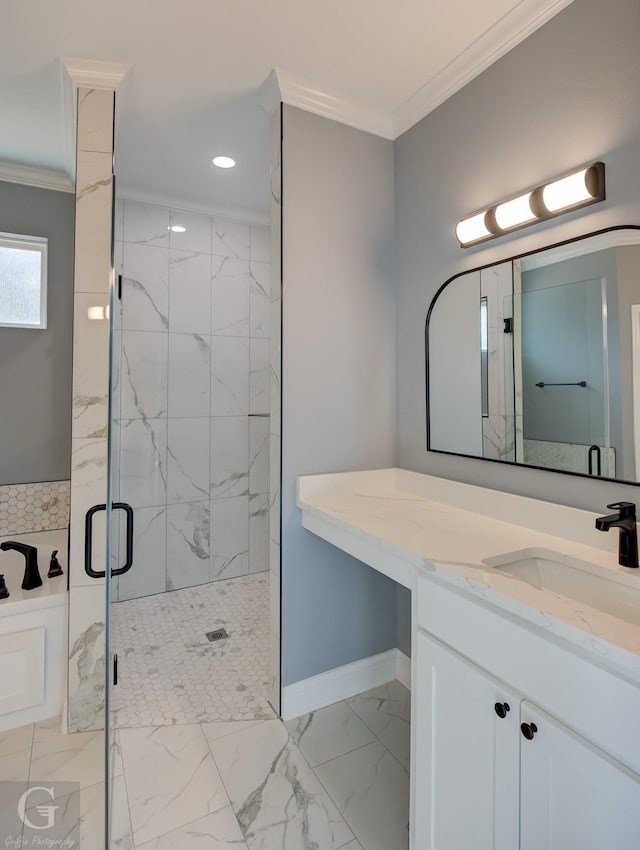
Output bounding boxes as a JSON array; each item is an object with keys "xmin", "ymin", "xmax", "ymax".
[{"xmin": 0, "ymin": 0, "xmax": 571, "ymax": 219}]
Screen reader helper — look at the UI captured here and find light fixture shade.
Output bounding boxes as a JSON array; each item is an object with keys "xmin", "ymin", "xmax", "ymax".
[
  {"xmin": 541, "ymin": 163, "xmax": 604, "ymax": 213},
  {"xmin": 494, "ymin": 192, "xmax": 537, "ymax": 230},
  {"xmin": 455, "ymin": 212, "xmax": 491, "ymax": 246},
  {"xmin": 455, "ymin": 162, "xmax": 605, "ymax": 248}
]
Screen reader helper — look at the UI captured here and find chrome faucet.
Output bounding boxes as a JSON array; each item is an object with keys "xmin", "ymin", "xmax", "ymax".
[
  {"xmin": 595, "ymin": 502, "xmax": 639, "ymax": 568},
  {"xmin": 0, "ymin": 541, "xmax": 43, "ymax": 589}
]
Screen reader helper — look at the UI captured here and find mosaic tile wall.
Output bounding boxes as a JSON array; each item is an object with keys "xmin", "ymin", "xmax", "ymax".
[{"xmin": 0, "ymin": 479, "xmax": 70, "ymax": 536}]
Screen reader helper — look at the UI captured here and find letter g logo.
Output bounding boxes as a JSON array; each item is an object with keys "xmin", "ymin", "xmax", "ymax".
[{"xmin": 17, "ymin": 786, "xmax": 58, "ymax": 830}]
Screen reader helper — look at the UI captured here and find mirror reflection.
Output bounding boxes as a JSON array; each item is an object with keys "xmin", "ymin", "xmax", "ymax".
[{"xmin": 427, "ymin": 228, "xmax": 640, "ymax": 482}]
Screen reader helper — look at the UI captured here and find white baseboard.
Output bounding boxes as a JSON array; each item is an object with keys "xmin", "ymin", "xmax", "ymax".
[{"xmin": 281, "ymin": 648, "xmax": 411, "ymax": 720}]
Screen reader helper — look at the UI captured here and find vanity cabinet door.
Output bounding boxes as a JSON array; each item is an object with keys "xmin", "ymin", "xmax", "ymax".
[
  {"xmin": 415, "ymin": 632, "xmax": 520, "ymax": 850},
  {"xmin": 519, "ymin": 702, "xmax": 640, "ymax": 850}
]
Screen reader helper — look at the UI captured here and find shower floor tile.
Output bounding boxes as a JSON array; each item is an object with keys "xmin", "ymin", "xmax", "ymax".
[{"xmin": 111, "ymin": 573, "xmax": 273, "ymax": 727}]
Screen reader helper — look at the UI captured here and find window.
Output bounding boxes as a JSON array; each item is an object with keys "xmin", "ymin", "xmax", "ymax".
[{"xmin": 0, "ymin": 232, "xmax": 48, "ymax": 329}]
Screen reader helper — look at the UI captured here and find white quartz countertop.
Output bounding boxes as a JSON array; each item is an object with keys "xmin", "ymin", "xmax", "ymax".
[{"xmin": 297, "ymin": 469, "xmax": 640, "ymax": 682}]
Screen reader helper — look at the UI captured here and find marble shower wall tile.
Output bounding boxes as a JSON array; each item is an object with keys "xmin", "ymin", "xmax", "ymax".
[
  {"xmin": 74, "ymin": 150, "xmax": 113, "ymax": 293},
  {"xmin": 69, "ymin": 437, "xmax": 108, "ymax": 588},
  {"xmin": 117, "ymin": 505, "xmax": 167, "ymax": 601},
  {"xmin": 210, "ymin": 496, "xmax": 249, "ymax": 580},
  {"xmin": 168, "ymin": 417, "xmax": 210, "ymax": 503},
  {"xmin": 249, "ymin": 417, "xmax": 269, "ymax": 495},
  {"xmin": 169, "ymin": 250, "xmax": 211, "ymax": 335},
  {"xmin": 169, "ymin": 209, "xmax": 212, "ymax": 254},
  {"xmin": 118, "ymin": 418, "xmax": 168, "ymax": 508},
  {"xmin": 211, "ymin": 336, "xmax": 250, "ymax": 416},
  {"xmin": 211, "ymin": 256, "xmax": 250, "ymax": 336},
  {"xmin": 249, "ymin": 338, "xmax": 270, "ymax": 415},
  {"xmin": 166, "ymin": 501, "xmax": 210, "ymax": 590},
  {"xmin": 67, "ymin": 584, "xmax": 106, "ymax": 732},
  {"xmin": 72, "ymin": 292, "xmax": 110, "ymax": 439},
  {"xmin": 124, "ymin": 200, "xmax": 170, "ymax": 247},
  {"xmin": 76, "ymin": 88, "xmax": 114, "ymax": 153},
  {"xmin": 249, "ymin": 261, "xmax": 270, "ymax": 338},
  {"xmin": 68, "ymin": 87, "xmax": 115, "ymax": 735},
  {"xmin": 249, "ymin": 493, "xmax": 269, "ymax": 573},
  {"xmin": 212, "ymin": 217, "xmax": 250, "ymax": 259},
  {"xmin": 169, "ymin": 333, "xmax": 211, "ymax": 417},
  {"xmin": 210, "ymin": 416, "xmax": 249, "ymax": 499},
  {"xmin": 250, "ymin": 225, "xmax": 271, "ymax": 263},
  {"xmin": 114, "ymin": 199, "xmax": 270, "ymax": 597},
  {"xmin": 122, "ymin": 242, "xmax": 169, "ymax": 332},
  {"xmin": 121, "ymin": 330, "xmax": 169, "ymax": 419}
]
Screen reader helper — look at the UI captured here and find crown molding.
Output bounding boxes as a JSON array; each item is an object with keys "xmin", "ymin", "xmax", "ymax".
[
  {"xmin": 0, "ymin": 161, "xmax": 74, "ymax": 193},
  {"xmin": 265, "ymin": 68, "xmax": 395, "ymax": 139},
  {"xmin": 393, "ymin": 0, "xmax": 574, "ymax": 137},
  {"xmin": 521, "ymin": 229, "xmax": 640, "ymax": 271},
  {"xmin": 117, "ymin": 189, "xmax": 270, "ymax": 227},
  {"xmin": 61, "ymin": 57, "xmax": 130, "ymax": 91}
]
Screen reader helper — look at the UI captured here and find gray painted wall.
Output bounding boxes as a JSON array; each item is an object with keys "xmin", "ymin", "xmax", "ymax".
[
  {"xmin": 395, "ymin": 0, "xmax": 640, "ymax": 512},
  {"xmin": 0, "ymin": 181, "xmax": 74, "ymax": 484},
  {"xmin": 281, "ymin": 106, "xmax": 397, "ymax": 685}
]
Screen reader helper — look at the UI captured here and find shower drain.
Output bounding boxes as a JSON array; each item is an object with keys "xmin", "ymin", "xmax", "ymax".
[{"xmin": 206, "ymin": 628, "xmax": 229, "ymax": 642}]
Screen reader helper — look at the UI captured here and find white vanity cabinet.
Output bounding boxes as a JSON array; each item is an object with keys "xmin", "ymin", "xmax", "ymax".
[
  {"xmin": 415, "ymin": 578, "xmax": 640, "ymax": 850},
  {"xmin": 414, "ymin": 632, "xmax": 520, "ymax": 849}
]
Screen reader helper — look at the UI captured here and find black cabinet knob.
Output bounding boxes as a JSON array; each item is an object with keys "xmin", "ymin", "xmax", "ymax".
[
  {"xmin": 521, "ymin": 722, "xmax": 538, "ymax": 740},
  {"xmin": 494, "ymin": 702, "xmax": 511, "ymax": 718}
]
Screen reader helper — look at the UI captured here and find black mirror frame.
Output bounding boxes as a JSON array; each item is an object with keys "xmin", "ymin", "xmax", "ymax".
[{"xmin": 425, "ymin": 224, "xmax": 640, "ymax": 485}]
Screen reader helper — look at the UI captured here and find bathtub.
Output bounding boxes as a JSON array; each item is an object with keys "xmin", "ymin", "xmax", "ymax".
[{"xmin": 0, "ymin": 529, "xmax": 68, "ymax": 732}]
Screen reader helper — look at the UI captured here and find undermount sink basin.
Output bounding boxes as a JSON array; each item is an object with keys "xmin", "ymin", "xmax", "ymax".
[{"xmin": 482, "ymin": 549, "xmax": 640, "ymax": 626}]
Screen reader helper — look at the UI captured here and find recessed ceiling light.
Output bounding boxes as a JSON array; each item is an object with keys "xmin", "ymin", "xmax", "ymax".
[
  {"xmin": 212, "ymin": 155, "xmax": 236, "ymax": 169},
  {"xmin": 168, "ymin": 225, "xmax": 186, "ymax": 233}
]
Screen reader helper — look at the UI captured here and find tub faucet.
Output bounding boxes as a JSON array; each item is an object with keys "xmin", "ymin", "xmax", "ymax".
[
  {"xmin": 0, "ymin": 541, "xmax": 43, "ymax": 589},
  {"xmin": 595, "ymin": 502, "xmax": 639, "ymax": 568}
]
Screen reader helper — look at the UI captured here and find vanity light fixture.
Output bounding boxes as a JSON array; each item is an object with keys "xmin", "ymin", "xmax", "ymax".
[
  {"xmin": 212, "ymin": 155, "xmax": 236, "ymax": 169},
  {"xmin": 456, "ymin": 162, "xmax": 605, "ymax": 248}
]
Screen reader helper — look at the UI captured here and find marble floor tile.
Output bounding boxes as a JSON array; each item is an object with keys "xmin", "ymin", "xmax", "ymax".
[
  {"xmin": 0, "ymin": 722, "xmax": 33, "ymax": 757},
  {"xmin": 0, "ymin": 748, "xmax": 30, "ymax": 842},
  {"xmin": 210, "ymin": 719, "xmax": 354, "ymax": 850},
  {"xmin": 347, "ymin": 680, "xmax": 411, "ymax": 770},
  {"xmin": 285, "ymin": 701, "xmax": 376, "ymax": 768},
  {"xmin": 136, "ymin": 806, "xmax": 248, "ymax": 849},
  {"xmin": 119, "ymin": 723, "xmax": 228, "ymax": 845},
  {"xmin": 201, "ymin": 719, "xmax": 267, "ymax": 744},
  {"xmin": 314, "ymin": 742, "xmax": 410, "ymax": 850},
  {"xmin": 30, "ymin": 717, "xmax": 108, "ymax": 791}
]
